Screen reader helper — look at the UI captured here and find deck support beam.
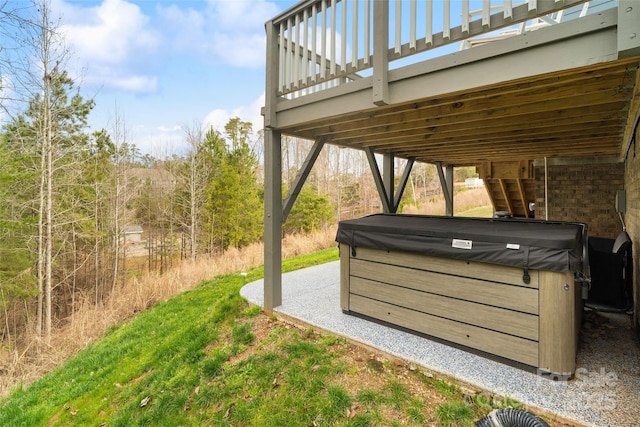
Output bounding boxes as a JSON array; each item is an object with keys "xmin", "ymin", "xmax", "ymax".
[
  {"xmin": 366, "ymin": 150, "xmax": 415, "ymax": 213},
  {"xmin": 437, "ymin": 162, "xmax": 454, "ymax": 216},
  {"xmin": 383, "ymin": 153, "xmax": 394, "ymax": 210},
  {"xmin": 282, "ymin": 137, "xmax": 326, "ymax": 222},
  {"xmin": 264, "ymin": 18, "xmax": 282, "ymax": 312},
  {"xmin": 365, "ymin": 147, "xmax": 391, "ymax": 213},
  {"xmin": 264, "ymin": 129, "xmax": 282, "ymax": 312},
  {"xmin": 394, "ymin": 158, "xmax": 415, "ymax": 211}
]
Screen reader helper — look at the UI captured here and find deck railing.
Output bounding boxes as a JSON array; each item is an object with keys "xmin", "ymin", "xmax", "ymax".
[{"xmin": 267, "ymin": 0, "xmax": 600, "ymax": 101}]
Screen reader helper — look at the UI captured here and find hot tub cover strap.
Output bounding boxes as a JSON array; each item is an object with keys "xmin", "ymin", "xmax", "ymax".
[{"xmin": 522, "ymin": 246, "xmax": 531, "ymax": 284}]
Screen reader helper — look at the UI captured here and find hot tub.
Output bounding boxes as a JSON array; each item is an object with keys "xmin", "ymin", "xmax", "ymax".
[{"xmin": 336, "ymin": 214, "xmax": 588, "ymax": 377}]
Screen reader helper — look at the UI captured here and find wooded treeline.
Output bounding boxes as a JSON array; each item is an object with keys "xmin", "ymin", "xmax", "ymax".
[
  {"xmin": 0, "ymin": 2, "xmax": 285, "ymax": 346},
  {"xmin": 0, "ymin": 1, "xmax": 461, "ymax": 349}
]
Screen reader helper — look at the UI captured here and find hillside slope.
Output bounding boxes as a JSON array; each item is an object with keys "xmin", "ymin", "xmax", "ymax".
[{"xmin": 0, "ymin": 247, "xmax": 568, "ymax": 426}]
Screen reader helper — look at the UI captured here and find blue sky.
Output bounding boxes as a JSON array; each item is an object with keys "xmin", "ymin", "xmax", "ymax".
[{"xmin": 47, "ymin": 0, "xmax": 298, "ymax": 155}]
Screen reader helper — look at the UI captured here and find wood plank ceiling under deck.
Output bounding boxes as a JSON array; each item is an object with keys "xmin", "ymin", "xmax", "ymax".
[{"xmin": 282, "ymin": 59, "xmax": 639, "ymax": 166}]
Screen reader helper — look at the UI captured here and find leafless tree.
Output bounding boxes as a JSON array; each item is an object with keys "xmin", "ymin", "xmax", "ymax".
[{"xmin": 179, "ymin": 122, "xmax": 209, "ymax": 261}]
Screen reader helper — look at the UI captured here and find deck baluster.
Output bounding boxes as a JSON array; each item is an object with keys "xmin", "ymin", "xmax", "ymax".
[
  {"xmin": 293, "ymin": 13, "xmax": 300, "ymax": 89},
  {"xmin": 443, "ymin": 0, "xmax": 450, "ymax": 42},
  {"xmin": 320, "ymin": 0, "xmax": 327, "ymax": 80},
  {"xmin": 286, "ymin": 17, "xmax": 293, "ymax": 92},
  {"xmin": 341, "ymin": 0, "xmax": 347, "ymax": 73},
  {"xmin": 330, "ymin": 0, "xmax": 337, "ymax": 77},
  {"xmin": 279, "ymin": 22, "xmax": 285, "ymax": 92},
  {"xmin": 426, "ymin": 0, "xmax": 433, "ymax": 47},
  {"xmin": 395, "ymin": 0, "xmax": 402, "ymax": 56},
  {"xmin": 352, "ymin": 0, "xmax": 358, "ymax": 68},
  {"xmin": 410, "ymin": 0, "xmax": 417, "ymax": 52},
  {"xmin": 311, "ymin": 4, "xmax": 317, "ymax": 83},
  {"xmin": 364, "ymin": 0, "xmax": 370, "ymax": 65},
  {"xmin": 462, "ymin": 0, "xmax": 470, "ymax": 36},
  {"xmin": 302, "ymin": 8, "xmax": 309, "ymax": 86},
  {"xmin": 504, "ymin": 0, "xmax": 513, "ymax": 22}
]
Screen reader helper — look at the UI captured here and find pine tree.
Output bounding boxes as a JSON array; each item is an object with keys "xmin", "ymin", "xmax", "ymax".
[
  {"xmin": 283, "ymin": 185, "xmax": 334, "ymax": 236},
  {"xmin": 206, "ymin": 118, "xmax": 263, "ymax": 251},
  {"xmin": 0, "ymin": 132, "xmax": 39, "ymax": 319},
  {"xmin": 3, "ymin": 20, "xmax": 95, "ymax": 339}
]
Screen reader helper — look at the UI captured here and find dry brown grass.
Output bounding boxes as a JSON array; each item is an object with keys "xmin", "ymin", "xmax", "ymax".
[{"xmin": 0, "ymin": 227, "xmax": 337, "ymax": 398}]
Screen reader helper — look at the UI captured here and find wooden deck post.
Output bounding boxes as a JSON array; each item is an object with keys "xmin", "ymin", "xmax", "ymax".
[
  {"xmin": 373, "ymin": 0, "xmax": 389, "ymax": 106},
  {"xmin": 618, "ymin": 0, "xmax": 640, "ymax": 58},
  {"xmin": 264, "ymin": 128, "xmax": 282, "ymax": 312},
  {"xmin": 446, "ymin": 164, "xmax": 454, "ymax": 216},
  {"xmin": 437, "ymin": 162, "xmax": 455, "ymax": 216},
  {"xmin": 264, "ymin": 20, "xmax": 282, "ymax": 312},
  {"xmin": 383, "ymin": 153, "xmax": 394, "ymax": 212}
]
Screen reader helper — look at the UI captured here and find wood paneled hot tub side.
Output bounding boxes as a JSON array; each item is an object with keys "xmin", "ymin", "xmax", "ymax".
[{"xmin": 336, "ymin": 214, "xmax": 588, "ymax": 378}]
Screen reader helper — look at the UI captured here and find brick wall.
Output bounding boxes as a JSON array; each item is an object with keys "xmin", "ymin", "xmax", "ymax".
[
  {"xmin": 534, "ymin": 150, "xmax": 638, "ymax": 329},
  {"xmin": 534, "ymin": 160, "xmax": 624, "ymax": 238}
]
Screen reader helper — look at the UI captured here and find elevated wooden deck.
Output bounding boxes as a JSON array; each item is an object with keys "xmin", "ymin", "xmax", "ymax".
[
  {"xmin": 262, "ymin": 0, "xmax": 640, "ymax": 309},
  {"xmin": 266, "ymin": 0, "xmax": 639, "ymax": 164}
]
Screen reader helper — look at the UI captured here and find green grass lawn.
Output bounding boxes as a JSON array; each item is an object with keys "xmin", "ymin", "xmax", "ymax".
[
  {"xmin": 456, "ymin": 205, "xmax": 494, "ymax": 218},
  {"xmin": 0, "ymin": 246, "xmax": 544, "ymax": 426}
]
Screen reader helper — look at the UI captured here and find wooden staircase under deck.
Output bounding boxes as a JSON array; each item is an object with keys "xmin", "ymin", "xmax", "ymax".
[{"xmin": 477, "ymin": 161, "xmax": 536, "ymax": 219}]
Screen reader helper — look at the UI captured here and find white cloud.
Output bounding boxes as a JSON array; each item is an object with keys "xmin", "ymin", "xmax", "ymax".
[
  {"xmin": 203, "ymin": 93, "xmax": 265, "ymax": 137},
  {"xmin": 207, "ymin": 0, "xmax": 279, "ymax": 32},
  {"xmin": 103, "ymin": 75, "xmax": 158, "ymax": 93},
  {"xmin": 204, "ymin": 0, "xmax": 278, "ymax": 68},
  {"xmin": 108, "ymin": 95, "xmax": 266, "ymax": 157},
  {"xmin": 157, "ymin": 125, "xmax": 182, "ymax": 133},
  {"xmin": 55, "ymin": 0, "xmax": 160, "ymax": 93},
  {"xmin": 157, "ymin": 0, "xmax": 280, "ymax": 68},
  {"xmin": 60, "ymin": 0, "xmax": 158, "ymax": 64},
  {"xmin": 154, "ymin": 4, "xmax": 205, "ymax": 51},
  {"xmin": 203, "ymin": 109, "xmax": 231, "ymax": 134},
  {"xmin": 210, "ymin": 32, "xmax": 266, "ymax": 68},
  {"xmin": 132, "ymin": 124, "xmax": 187, "ymax": 157}
]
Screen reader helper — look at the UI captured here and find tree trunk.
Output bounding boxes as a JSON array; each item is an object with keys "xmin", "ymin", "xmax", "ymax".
[
  {"xmin": 40, "ymin": 1, "xmax": 54, "ymax": 342},
  {"xmin": 112, "ymin": 164, "xmax": 120, "ymax": 293},
  {"xmin": 190, "ymin": 155, "xmax": 197, "ymax": 262},
  {"xmin": 44, "ymin": 81, "xmax": 53, "ymax": 343},
  {"xmin": 94, "ymin": 175, "xmax": 101, "ymax": 305},
  {"xmin": 36, "ymin": 127, "xmax": 46, "ymax": 337}
]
